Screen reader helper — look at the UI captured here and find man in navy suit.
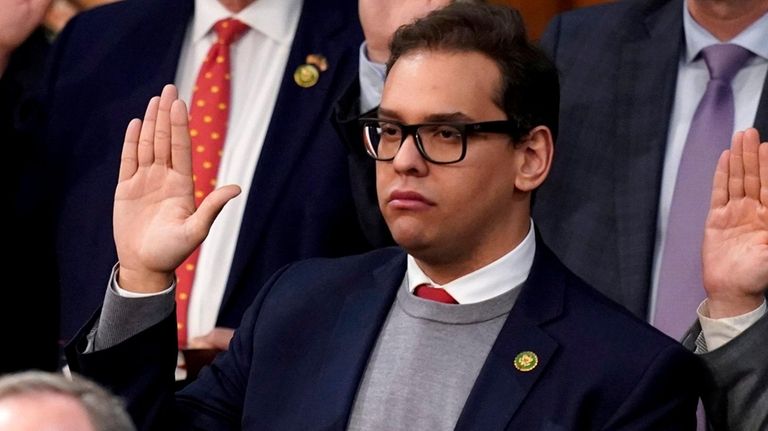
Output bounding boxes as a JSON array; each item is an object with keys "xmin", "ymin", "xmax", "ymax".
[
  {"xmin": 533, "ymin": 1, "xmax": 767, "ymax": 428},
  {"xmin": 42, "ymin": 0, "xmax": 373, "ymax": 349},
  {"xmin": 66, "ymin": 3, "xmax": 768, "ymax": 429}
]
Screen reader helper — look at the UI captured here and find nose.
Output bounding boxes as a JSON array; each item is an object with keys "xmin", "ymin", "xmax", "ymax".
[{"xmin": 392, "ymin": 133, "xmax": 428, "ymax": 175}]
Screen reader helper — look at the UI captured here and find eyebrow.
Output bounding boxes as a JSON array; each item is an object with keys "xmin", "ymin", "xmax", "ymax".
[{"xmin": 376, "ymin": 108, "xmax": 474, "ymax": 123}]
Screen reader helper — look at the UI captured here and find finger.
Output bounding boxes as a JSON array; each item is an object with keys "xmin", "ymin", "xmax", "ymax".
[
  {"xmin": 728, "ymin": 130, "xmax": 745, "ymax": 199},
  {"xmin": 170, "ymin": 99, "xmax": 193, "ymax": 176},
  {"xmin": 760, "ymin": 142, "xmax": 768, "ymax": 207},
  {"xmin": 186, "ymin": 185, "xmax": 241, "ymax": 242},
  {"xmin": 153, "ymin": 85, "xmax": 178, "ymax": 166},
  {"xmin": 138, "ymin": 96, "xmax": 160, "ymax": 167},
  {"xmin": 742, "ymin": 128, "xmax": 760, "ymax": 200},
  {"xmin": 118, "ymin": 119, "xmax": 142, "ymax": 182},
  {"xmin": 710, "ymin": 150, "xmax": 730, "ymax": 209}
]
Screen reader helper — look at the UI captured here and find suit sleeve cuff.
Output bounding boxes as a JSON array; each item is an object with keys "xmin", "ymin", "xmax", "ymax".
[
  {"xmin": 89, "ymin": 263, "xmax": 176, "ymax": 351},
  {"xmin": 697, "ymin": 299, "xmax": 767, "ymax": 351}
]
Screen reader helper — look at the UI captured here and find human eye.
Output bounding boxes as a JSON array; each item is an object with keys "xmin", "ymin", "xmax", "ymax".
[
  {"xmin": 377, "ymin": 122, "xmax": 402, "ymax": 140},
  {"xmin": 424, "ymin": 124, "xmax": 462, "ymax": 144}
]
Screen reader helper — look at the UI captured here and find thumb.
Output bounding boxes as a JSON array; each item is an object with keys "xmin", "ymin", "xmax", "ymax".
[{"xmin": 186, "ymin": 184, "xmax": 241, "ymax": 242}]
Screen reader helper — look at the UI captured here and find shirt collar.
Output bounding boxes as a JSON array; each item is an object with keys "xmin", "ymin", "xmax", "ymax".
[
  {"xmin": 683, "ymin": 2, "xmax": 768, "ymax": 63},
  {"xmin": 358, "ymin": 42, "xmax": 387, "ymax": 114},
  {"xmin": 407, "ymin": 220, "xmax": 536, "ymax": 304},
  {"xmin": 192, "ymin": 0, "xmax": 302, "ymax": 44}
]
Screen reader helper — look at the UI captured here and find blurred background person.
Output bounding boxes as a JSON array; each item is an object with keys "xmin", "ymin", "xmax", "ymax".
[
  {"xmin": 534, "ymin": 0, "xmax": 767, "ymax": 429},
  {"xmin": 0, "ymin": 371, "xmax": 135, "ymax": 431},
  {"xmin": 40, "ymin": 0, "xmax": 371, "ymax": 368}
]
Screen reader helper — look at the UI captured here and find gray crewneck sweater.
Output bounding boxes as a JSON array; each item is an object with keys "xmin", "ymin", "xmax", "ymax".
[{"xmin": 347, "ymin": 280, "xmax": 521, "ymax": 431}]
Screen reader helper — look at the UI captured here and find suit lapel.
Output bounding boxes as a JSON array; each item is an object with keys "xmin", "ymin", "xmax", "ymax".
[
  {"xmin": 300, "ymin": 251, "xmax": 405, "ymax": 430},
  {"xmin": 221, "ymin": 0, "xmax": 361, "ymax": 307},
  {"xmin": 455, "ymin": 242, "xmax": 564, "ymax": 430},
  {"xmin": 613, "ymin": 0, "xmax": 683, "ymax": 317}
]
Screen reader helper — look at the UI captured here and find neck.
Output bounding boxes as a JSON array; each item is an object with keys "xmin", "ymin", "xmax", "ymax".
[
  {"xmin": 217, "ymin": 0, "xmax": 255, "ymax": 13},
  {"xmin": 414, "ymin": 219, "xmax": 531, "ymax": 286},
  {"xmin": 688, "ymin": 0, "xmax": 768, "ymax": 41}
]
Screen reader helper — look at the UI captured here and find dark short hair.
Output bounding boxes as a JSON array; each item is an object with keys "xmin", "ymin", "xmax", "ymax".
[{"xmin": 387, "ymin": 3, "xmax": 559, "ymax": 141}]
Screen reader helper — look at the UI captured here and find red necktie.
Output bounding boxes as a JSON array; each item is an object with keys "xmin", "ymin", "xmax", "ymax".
[
  {"xmin": 175, "ymin": 18, "xmax": 248, "ymax": 348},
  {"xmin": 414, "ymin": 284, "xmax": 458, "ymax": 304}
]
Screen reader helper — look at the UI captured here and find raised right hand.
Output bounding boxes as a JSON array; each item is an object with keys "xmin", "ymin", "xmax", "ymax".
[
  {"xmin": 113, "ymin": 85, "xmax": 240, "ymax": 293},
  {"xmin": 702, "ymin": 128, "xmax": 768, "ymax": 318}
]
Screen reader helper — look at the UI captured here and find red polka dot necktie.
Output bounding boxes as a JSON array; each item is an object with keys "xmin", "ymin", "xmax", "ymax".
[
  {"xmin": 176, "ymin": 18, "xmax": 248, "ymax": 348},
  {"xmin": 414, "ymin": 283, "xmax": 458, "ymax": 304}
]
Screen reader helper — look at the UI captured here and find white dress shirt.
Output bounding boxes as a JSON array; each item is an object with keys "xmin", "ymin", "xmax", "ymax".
[
  {"xmin": 173, "ymin": 0, "xmax": 302, "ymax": 339},
  {"xmin": 406, "ymin": 221, "xmax": 536, "ymax": 304},
  {"xmin": 358, "ymin": 42, "xmax": 387, "ymax": 114},
  {"xmin": 650, "ymin": 4, "xmax": 767, "ymax": 346}
]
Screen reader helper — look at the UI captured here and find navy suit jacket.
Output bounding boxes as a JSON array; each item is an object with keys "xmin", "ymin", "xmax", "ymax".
[
  {"xmin": 43, "ymin": 0, "xmax": 373, "ymax": 340},
  {"xmin": 534, "ymin": 1, "xmax": 768, "ymax": 429},
  {"xmin": 68, "ymin": 243, "xmax": 701, "ymax": 430}
]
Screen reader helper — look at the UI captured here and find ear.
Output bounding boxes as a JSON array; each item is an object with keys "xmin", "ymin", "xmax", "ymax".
[{"xmin": 514, "ymin": 125, "xmax": 554, "ymax": 192}]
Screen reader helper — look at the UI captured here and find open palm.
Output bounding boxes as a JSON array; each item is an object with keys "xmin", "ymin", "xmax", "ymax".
[
  {"xmin": 113, "ymin": 85, "xmax": 240, "ymax": 292},
  {"xmin": 702, "ymin": 128, "xmax": 768, "ymax": 317}
]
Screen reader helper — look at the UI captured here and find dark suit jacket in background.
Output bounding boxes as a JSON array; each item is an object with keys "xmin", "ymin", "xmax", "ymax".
[
  {"xmin": 534, "ymin": 1, "xmax": 768, "ymax": 429},
  {"xmin": 333, "ymin": 75, "xmax": 394, "ymax": 248},
  {"xmin": 1, "ymin": 28, "xmax": 59, "ymax": 373},
  {"xmin": 42, "ymin": 0, "xmax": 374, "ymax": 341},
  {"xmin": 68, "ymin": 243, "xmax": 701, "ymax": 430}
]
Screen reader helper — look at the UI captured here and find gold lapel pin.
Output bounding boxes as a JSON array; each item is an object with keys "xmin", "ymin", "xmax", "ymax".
[
  {"xmin": 294, "ymin": 54, "xmax": 328, "ymax": 88},
  {"xmin": 513, "ymin": 351, "xmax": 538, "ymax": 372}
]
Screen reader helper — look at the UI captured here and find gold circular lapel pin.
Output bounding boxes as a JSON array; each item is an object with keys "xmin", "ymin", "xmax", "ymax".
[
  {"xmin": 293, "ymin": 54, "xmax": 328, "ymax": 88},
  {"xmin": 513, "ymin": 351, "xmax": 538, "ymax": 372}
]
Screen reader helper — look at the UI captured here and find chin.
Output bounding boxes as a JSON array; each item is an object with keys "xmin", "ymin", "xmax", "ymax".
[{"xmin": 388, "ymin": 220, "xmax": 431, "ymax": 252}]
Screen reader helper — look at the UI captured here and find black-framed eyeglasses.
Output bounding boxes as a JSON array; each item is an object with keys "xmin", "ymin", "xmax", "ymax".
[{"xmin": 358, "ymin": 118, "xmax": 524, "ymax": 164}]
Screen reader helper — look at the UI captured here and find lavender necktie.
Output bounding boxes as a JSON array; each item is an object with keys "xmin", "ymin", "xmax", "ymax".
[{"xmin": 654, "ymin": 44, "xmax": 753, "ymax": 340}]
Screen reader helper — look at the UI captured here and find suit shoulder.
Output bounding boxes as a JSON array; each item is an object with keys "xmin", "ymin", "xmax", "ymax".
[
  {"xmin": 563, "ymin": 271, "xmax": 688, "ymax": 356},
  {"xmin": 281, "ymin": 248, "xmax": 402, "ymax": 278},
  {"xmin": 550, "ymin": 271, "xmax": 702, "ymax": 410},
  {"xmin": 554, "ymin": 0, "xmax": 658, "ymax": 23},
  {"xmin": 545, "ymin": 0, "xmax": 665, "ymax": 42},
  {"xmin": 245, "ymin": 248, "xmax": 404, "ymax": 323},
  {"xmin": 61, "ymin": 0, "xmax": 137, "ymax": 30},
  {"xmin": 262, "ymin": 248, "xmax": 403, "ymax": 293},
  {"xmin": 59, "ymin": 0, "xmax": 189, "ymax": 37}
]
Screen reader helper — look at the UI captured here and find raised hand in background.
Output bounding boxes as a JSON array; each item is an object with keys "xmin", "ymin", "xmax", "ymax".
[
  {"xmin": 702, "ymin": 128, "xmax": 768, "ymax": 318},
  {"xmin": 114, "ymin": 84, "xmax": 241, "ymax": 293}
]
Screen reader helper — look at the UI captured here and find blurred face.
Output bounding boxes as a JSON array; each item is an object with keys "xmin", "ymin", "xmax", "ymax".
[
  {"xmin": 0, "ymin": 393, "xmax": 96, "ymax": 431},
  {"xmin": 376, "ymin": 50, "xmax": 532, "ymax": 280},
  {"xmin": 358, "ymin": 0, "xmax": 452, "ymax": 63}
]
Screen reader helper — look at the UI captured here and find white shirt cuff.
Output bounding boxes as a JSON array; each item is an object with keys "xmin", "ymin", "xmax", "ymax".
[
  {"xmin": 358, "ymin": 41, "xmax": 386, "ymax": 114},
  {"xmin": 697, "ymin": 298, "xmax": 767, "ymax": 351},
  {"xmin": 112, "ymin": 263, "xmax": 175, "ymax": 297}
]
